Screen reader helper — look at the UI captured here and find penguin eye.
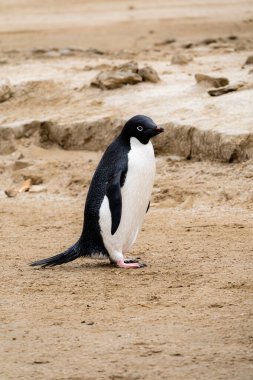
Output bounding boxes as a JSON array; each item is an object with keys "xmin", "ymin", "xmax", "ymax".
[{"xmin": 137, "ymin": 126, "xmax": 143, "ymax": 132}]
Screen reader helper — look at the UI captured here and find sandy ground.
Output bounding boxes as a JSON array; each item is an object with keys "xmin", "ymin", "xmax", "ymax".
[{"xmin": 1, "ymin": 1, "xmax": 253, "ymax": 380}]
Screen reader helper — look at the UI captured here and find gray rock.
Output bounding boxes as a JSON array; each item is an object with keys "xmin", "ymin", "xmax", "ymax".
[
  {"xmin": 195, "ymin": 73, "xmax": 229, "ymax": 88},
  {"xmin": 117, "ymin": 61, "xmax": 139, "ymax": 73},
  {"xmin": 91, "ymin": 70, "xmax": 142, "ymax": 89},
  {"xmin": 13, "ymin": 160, "xmax": 32, "ymax": 171},
  {"xmin": 91, "ymin": 61, "xmax": 160, "ymax": 89},
  {"xmin": 245, "ymin": 55, "xmax": 253, "ymax": 65},
  {"xmin": 171, "ymin": 53, "xmax": 193, "ymax": 65},
  {"xmin": 0, "ymin": 79, "xmax": 12, "ymax": 103},
  {"xmin": 138, "ymin": 66, "xmax": 160, "ymax": 83}
]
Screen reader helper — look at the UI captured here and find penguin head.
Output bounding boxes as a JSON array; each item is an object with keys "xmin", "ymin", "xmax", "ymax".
[{"xmin": 121, "ymin": 115, "xmax": 164, "ymax": 144}]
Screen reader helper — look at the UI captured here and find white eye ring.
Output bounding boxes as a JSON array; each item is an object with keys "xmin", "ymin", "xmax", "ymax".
[{"xmin": 137, "ymin": 126, "xmax": 143, "ymax": 131}]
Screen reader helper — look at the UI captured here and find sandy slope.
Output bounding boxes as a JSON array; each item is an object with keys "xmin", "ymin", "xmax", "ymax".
[{"xmin": 0, "ymin": 1, "xmax": 253, "ymax": 379}]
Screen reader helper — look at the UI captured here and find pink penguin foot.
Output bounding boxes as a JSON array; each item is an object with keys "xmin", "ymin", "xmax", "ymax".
[{"xmin": 116, "ymin": 259, "xmax": 146, "ymax": 269}]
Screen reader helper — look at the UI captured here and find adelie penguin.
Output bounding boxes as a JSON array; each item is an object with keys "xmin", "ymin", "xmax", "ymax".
[{"xmin": 31, "ymin": 115, "xmax": 164, "ymax": 269}]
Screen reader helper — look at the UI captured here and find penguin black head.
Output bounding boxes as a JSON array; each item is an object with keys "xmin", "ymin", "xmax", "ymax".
[{"xmin": 121, "ymin": 115, "xmax": 164, "ymax": 144}]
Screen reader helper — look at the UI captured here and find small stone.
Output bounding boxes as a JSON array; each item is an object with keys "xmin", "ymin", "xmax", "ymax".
[
  {"xmin": 200, "ymin": 38, "xmax": 217, "ymax": 45},
  {"xmin": 171, "ymin": 53, "xmax": 193, "ymax": 65},
  {"xmin": 138, "ymin": 66, "xmax": 160, "ymax": 83},
  {"xmin": 195, "ymin": 73, "xmax": 229, "ymax": 88},
  {"xmin": 91, "ymin": 70, "xmax": 142, "ymax": 89},
  {"xmin": 154, "ymin": 39, "xmax": 176, "ymax": 46},
  {"xmin": 182, "ymin": 43, "xmax": 194, "ymax": 49},
  {"xmin": 31, "ymin": 48, "xmax": 47, "ymax": 55},
  {"xmin": 0, "ymin": 79, "xmax": 12, "ymax": 103},
  {"xmin": 5, "ymin": 188, "xmax": 18, "ymax": 198},
  {"xmin": 13, "ymin": 161, "xmax": 32, "ymax": 171},
  {"xmin": 245, "ymin": 55, "xmax": 253, "ymax": 65},
  {"xmin": 85, "ymin": 48, "xmax": 104, "ymax": 55},
  {"xmin": 117, "ymin": 60, "xmax": 138, "ymax": 73},
  {"xmin": 208, "ymin": 81, "xmax": 248, "ymax": 96},
  {"xmin": 29, "ymin": 185, "xmax": 47, "ymax": 194}
]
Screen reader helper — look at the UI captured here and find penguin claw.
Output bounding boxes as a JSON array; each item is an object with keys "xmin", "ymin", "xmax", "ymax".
[
  {"xmin": 124, "ymin": 259, "xmax": 139, "ymax": 264},
  {"xmin": 116, "ymin": 260, "xmax": 146, "ymax": 269}
]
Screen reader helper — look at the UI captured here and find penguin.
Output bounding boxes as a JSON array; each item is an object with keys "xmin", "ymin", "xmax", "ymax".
[{"xmin": 31, "ymin": 115, "xmax": 164, "ymax": 269}]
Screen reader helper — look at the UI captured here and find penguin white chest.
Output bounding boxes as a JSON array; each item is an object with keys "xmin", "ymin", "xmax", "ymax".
[
  {"xmin": 122, "ymin": 137, "xmax": 156, "ymax": 215},
  {"xmin": 99, "ymin": 137, "xmax": 156, "ymax": 258}
]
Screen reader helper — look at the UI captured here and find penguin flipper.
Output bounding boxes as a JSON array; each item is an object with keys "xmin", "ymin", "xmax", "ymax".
[{"xmin": 106, "ymin": 171, "xmax": 122, "ymax": 235}]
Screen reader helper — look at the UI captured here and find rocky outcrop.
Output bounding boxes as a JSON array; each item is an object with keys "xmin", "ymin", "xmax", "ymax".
[{"xmin": 1, "ymin": 118, "xmax": 253, "ymax": 162}]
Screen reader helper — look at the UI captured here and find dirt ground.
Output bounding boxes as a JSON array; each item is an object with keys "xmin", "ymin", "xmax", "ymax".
[{"xmin": 0, "ymin": 1, "xmax": 253, "ymax": 380}]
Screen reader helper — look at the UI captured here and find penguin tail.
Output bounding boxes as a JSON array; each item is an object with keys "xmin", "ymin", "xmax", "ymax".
[{"xmin": 30, "ymin": 242, "xmax": 81, "ymax": 268}]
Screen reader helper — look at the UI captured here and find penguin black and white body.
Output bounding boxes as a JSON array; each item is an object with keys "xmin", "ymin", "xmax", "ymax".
[{"xmin": 31, "ymin": 115, "xmax": 164, "ymax": 269}]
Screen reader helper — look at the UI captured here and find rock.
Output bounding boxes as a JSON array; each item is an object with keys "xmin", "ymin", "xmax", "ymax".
[
  {"xmin": 117, "ymin": 61, "xmax": 138, "ymax": 73},
  {"xmin": 91, "ymin": 70, "xmax": 142, "ymax": 89},
  {"xmin": 208, "ymin": 81, "xmax": 253, "ymax": 96},
  {"xmin": 195, "ymin": 73, "xmax": 229, "ymax": 88},
  {"xmin": 91, "ymin": 61, "xmax": 142, "ymax": 89},
  {"xmin": 245, "ymin": 55, "xmax": 253, "ymax": 65},
  {"xmin": 5, "ymin": 179, "xmax": 32, "ymax": 198},
  {"xmin": 228, "ymin": 35, "xmax": 238, "ymax": 40},
  {"xmin": 29, "ymin": 185, "xmax": 47, "ymax": 194},
  {"xmin": 182, "ymin": 43, "xmax": 194, "ymax": 49},
  {"xmin": 13, "ymin": 160, "xmax": 32, "ymax": 171},
  {"xmin": 200, "ymin": 38, "xmax": 217, "ymax": 45},
  {"xmin": 22, "ymin": 174, "xmax": 43, "ymax": 185},
  {"xmin": 91, "ymin": 61, "xmax": 160, "ymax": 89},
  {"xmin": 85, "ymin": 48, "xmax": 104, "ymax": 55},
  {"xmin": 138, "ymin": 66, "xmax": 160, "ymax": 83},
  {"xmin": 0, "ymin": 79, "xmax": 12, "ymax": 103},
  {"xmin": 5, "ymin": 188, "xmax": 18, "ymax": 198},
  {"xmin": 31, "ymin": 48, "xmax": 47, "ymax": 55},
  {"xmin": 171, "ymin": 54, "xmax": 193, "ymax": 65},
  {"xmin": 154, "ymin": 39, "xmax": 176, "ymax": 46}
]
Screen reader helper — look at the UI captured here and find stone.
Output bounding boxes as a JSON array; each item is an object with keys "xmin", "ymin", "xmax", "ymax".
[
  {"xmin": 195, "ymin": 73, "xmax": 229, "ymax": 88},
  {"xmin": 92, "ymin": 71, "xmax": 142, "ymax": 89},
  {"xmin": 171, "ymin": 53, "xmax": 193, "ymax": 65},
  {"xmin": 154, "ymin": 39, "xmax": 176, "ymax": 46},
  {"xmin": 116, "ymin": 61, "xmax": 139, "ymax": 73},
  {"xmin": 91, "ymin": 61, "xmax": 161, "ymax": 89},
  {"xmin": 91, "ymin": 70, "xmax": 142, "ymax": 89},
  {"xmin": 29, "ymin": 185, "xmax": 47, "ymax": 194},
  {"xmin": 245, "ymin": 55, "xmax": 253, "ymax": 65},
  {"xmin": 13, "ymin": 160, "xmax": 32, "ymax": 171},
  {"xmin": 0, "ymin": 79, "xmax": 12, "ymax": 103},
  {"xmin": 5, "ymin": 179, "xmax": 32, "ymax": 198},
  {"xmin": 208, "ymin": 81, "xmax": 253, "ymax": 96},
  {"xmin": 200, "ymin": 38, "xmax": 217, "ymax": 45},
  {"xmin": 138, "ymin": 66, "xmax": 160, "ymax": 83}
]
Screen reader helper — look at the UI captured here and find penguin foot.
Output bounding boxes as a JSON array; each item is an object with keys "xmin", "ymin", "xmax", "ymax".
[
  {"xmin": 124, "ymin": 259, "xmax": 139, "ymax": 264},
  {"xmin": 116, "ymin": 260, "xmax": 146, "ymax": 269}
]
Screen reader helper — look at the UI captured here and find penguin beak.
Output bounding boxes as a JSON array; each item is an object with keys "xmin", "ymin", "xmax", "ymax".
[{"xmin": 154, "ymin": 126, "xmax": 164, "ymax": 134}]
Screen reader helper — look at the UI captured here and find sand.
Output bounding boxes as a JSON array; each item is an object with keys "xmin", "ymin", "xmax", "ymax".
[{"xmin": 0, "ymin": 1, "xmax": 253, "ymax": 379}]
